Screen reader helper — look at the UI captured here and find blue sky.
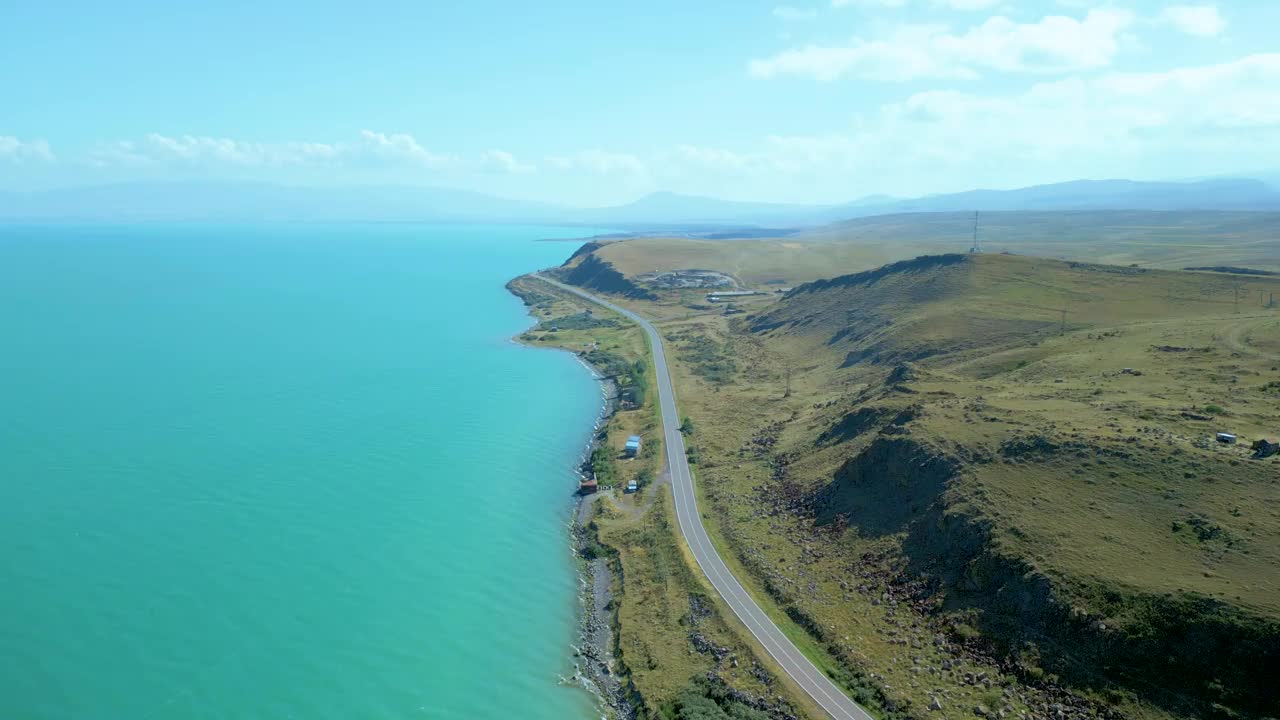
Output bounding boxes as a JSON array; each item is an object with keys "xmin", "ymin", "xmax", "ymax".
[{"xmin": 2, "ymin": 0, "xmax": 1278, "ymax": 205}]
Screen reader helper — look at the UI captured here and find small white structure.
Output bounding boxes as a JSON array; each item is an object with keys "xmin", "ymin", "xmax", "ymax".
[
  {"xmin": 1216, "ymin": 432, "xmax": 1238, "ymax": 444},
  {"xmin": 706, "ymin": 291, "xmax": 760, "ymax": 302}
]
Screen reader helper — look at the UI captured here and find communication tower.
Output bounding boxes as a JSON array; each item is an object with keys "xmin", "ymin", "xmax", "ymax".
[{"xmin": 968, "ymin": 211, "xmax": 982, "ymax": 253}]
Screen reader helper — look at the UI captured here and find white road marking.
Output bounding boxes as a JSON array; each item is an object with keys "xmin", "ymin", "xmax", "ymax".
[{"xmin": 534, "ymin": 276, "xmax": 876, "ymax": 720}]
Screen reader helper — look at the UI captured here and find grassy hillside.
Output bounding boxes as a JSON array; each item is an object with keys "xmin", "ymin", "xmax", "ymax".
[
  {"xmin": 602, "ymin": 252, "xmax": 1279, "ymax": 720},
  {"xmin": 753, "ymin": 256, "xmax": 1280, "ymax": 717},
  {"xmin": 578, "ymin": 211, "xmax": 1280, "ymax": 289}
]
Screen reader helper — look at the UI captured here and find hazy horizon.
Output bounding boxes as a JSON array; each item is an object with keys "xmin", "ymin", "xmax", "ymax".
[{"xmin": 2, "ymin": 172, "xmax": 1280, "ymax": 209}]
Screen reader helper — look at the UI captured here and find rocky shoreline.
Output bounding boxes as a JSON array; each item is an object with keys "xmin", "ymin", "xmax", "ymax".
[
  {"xmin": 566, "ymin": 363, "xmax": 636, "ymax": 719},
  {"xmin": 508, "ymin": 277, "xmax": 638, "ymax": 719}
]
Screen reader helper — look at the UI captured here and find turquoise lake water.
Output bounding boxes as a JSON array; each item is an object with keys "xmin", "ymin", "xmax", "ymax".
[{"xmin": 0, "ymin": 224, "xmax": 604, "ymax": 719}]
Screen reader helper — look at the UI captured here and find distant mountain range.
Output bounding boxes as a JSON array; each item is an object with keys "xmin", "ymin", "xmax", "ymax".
[
  {"xmin": 585, "ymin": 178, "xmax": 1280, "ymax": 226},
  {"xmin": 2, "ymin": 177, "xmax": 1278, "ymax": 226},
  {"xmin": 858, "ymin": 178, "xmax": 1280, "ymax": 215}
]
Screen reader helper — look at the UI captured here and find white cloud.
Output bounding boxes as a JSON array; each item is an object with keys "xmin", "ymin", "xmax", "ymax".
[
  {"xmin": 750, "ymin": 8, "xmax": 1133, "ymax": 81},
  {"xmin": 946, "ymin": 10, "xmax": 1134, "ymax": 72},
  {"xmin": 0, "ymin": 136, "xmax": 55, "ymax": 163},
  {"xmin": 1160, "ymin": 5, "xmax": 1227, "ymax": 37},
  {"xmin": 1092, "ymin": 53, "xmax": 1280, "ymax": 127},
  {"xmin": 939, "ymin": 0, "xmax": 1000, "ymax": 9},
  {"xmin": 16, "ymin": 52, "xmax": 1280, "ymax": 204},
  {"xmin": 91, "ymin": 134, "xmax": 347, "ymax": 168},
  {"xmin": 829, "ymin": 0, "xmax": 1005, "ymax": 12},
  {"xmin": 86, "ymin": 131, "xmax": 469, "ymax": 171},
  {"xmin": 88, "ymin": 140, "xmax": 150, "ymax": 167},
  {"xmin": 758, "ymin": 53, "xmax": 1280, "ymax": 188},
  {"xmin": 749, "ymin": 26, "xmax": 979, "ymax": 82},
  {"xmin": 832, "ymin": 0, "xmax": 908, "ymax": 7},
  {"xmin": 479, "ymin": 149, "xmax": 535, "ymax": 174},
  {"xmin": 773, "ymin": 5, "xmax": 818, "ymax": 21},
  {"xmin": 592, "ymin": 53, "xmax": 1280, "ymax": 202},
  {"xmin": 354, "ymin": 130, "xmax": 455, "ymax": 169}
]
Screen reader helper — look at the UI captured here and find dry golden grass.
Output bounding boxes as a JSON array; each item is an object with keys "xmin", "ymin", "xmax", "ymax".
[{"xmin": 592, "ymin": 210, "xmax": 1280, "ymax": 291}]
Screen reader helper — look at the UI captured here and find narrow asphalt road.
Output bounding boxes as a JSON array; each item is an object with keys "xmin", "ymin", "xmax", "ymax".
[{"xmin": 535, "ymin": 275, "xmax": 875, "ymax": 720}]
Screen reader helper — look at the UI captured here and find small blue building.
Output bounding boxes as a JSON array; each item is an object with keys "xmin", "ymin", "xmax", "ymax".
[{"xmin": 624, "ymin": 435, "xmax": 641, "ymax": 457}]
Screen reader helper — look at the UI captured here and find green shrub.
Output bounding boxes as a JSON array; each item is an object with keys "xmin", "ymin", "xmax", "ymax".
[
  {"xmin": 590, "ymin": 445, "xmax": 618, "ymax": 486},
  {"xmin": 953, "ymin": 622, "xmax": 981, "ymax": 641},
  {"xmin": 537, "ymin": 312, "xmax": 618, "ymax": 331},
  {"xmin": 580, "ymin": 537, "xmax": 614, "ymax": 560},
  {"xmin": 671, "ymin": 678, "xmax": 771, "ymax": 720},
  {"xmin": 675, "ymin": 334, "xmax": 737, "ymax": 385}
]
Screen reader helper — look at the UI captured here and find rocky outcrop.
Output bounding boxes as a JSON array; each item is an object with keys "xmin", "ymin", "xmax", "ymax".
[
  {"xmin": 813, "ymin": 436, "xmax": 957, "ymax": 535},
  {"xmin": 787, "ymin": 254, "xmax": 970, "ymax": 295},
  {"xmin": 816, "ymin": 407, "xmax": 891, "ymax": 446},
  {"xmin": 900, "ymin": 505, "xmax": 1280, "ymax": 718},
  {"xmin": 553, "ymin": 250, "xmax": 656, "ymax": 299},
  {"xmin": 810, "ymin": 426, "xmax": 1280, "ymax": 717}
]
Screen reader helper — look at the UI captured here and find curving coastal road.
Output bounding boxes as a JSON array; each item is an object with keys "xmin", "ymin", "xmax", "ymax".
[{"xmin": 535, "ymin": 275, "xmax": 875, "ymax": 720}]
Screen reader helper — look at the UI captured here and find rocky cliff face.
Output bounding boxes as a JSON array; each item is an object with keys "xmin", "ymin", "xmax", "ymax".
[
  {"xmin": 900, "ymin": 493, "xmax": 1280, "ymax": 718},
  {"xmin": 814, "ymin": 436, "xmax": 956, "ymax": 535},
  {"xmin": 552, "ymin": 243, "xmax": 657, "ymax": 299},
  {"xmin": 808, "ymin": 419, "xmax": 1280, "ymax": 718}
]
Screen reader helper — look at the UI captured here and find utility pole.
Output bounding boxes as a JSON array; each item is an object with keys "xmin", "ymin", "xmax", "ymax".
[
  {"xmin": 1060, "ymin": 307, "xmax": 1069, "ymax": 334},
  {"xmin": 784, "ymin": 364, "xmax": 793, "ymax": 398},
  {"xmin": 969, "ymin": 211, "xmax": 982, "ymax": 254}
]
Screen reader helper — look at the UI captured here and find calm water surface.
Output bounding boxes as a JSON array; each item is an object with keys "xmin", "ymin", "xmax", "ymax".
[{"xmin": 0, "ymin": 223, "xmax": 603, "ymax": 719}]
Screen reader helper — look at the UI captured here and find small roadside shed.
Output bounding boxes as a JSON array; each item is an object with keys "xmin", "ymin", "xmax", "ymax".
[{"xmin": 624, "ymin": 435, "xmax": 642, "ymax": 457}]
